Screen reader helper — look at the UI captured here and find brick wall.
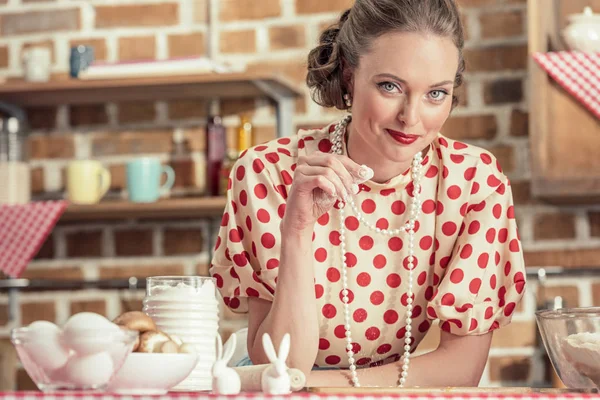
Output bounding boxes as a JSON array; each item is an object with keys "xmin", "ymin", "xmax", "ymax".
[{"xmin": 1, "ymin": 0, "xmax": 600, "ymax": 390}]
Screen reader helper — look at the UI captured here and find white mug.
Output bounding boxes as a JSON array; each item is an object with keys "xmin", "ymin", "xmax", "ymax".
[{"xmin": 23, "ymin": 47, "xmax": 52, "ymax": 82}]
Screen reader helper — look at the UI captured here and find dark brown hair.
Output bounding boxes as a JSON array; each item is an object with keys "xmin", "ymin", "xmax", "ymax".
[{"xmin": 306, "ymin": 0, "xmax": 466, "ymax": 110}]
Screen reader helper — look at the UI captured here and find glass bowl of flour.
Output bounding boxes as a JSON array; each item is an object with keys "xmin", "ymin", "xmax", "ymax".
[{"xmin": 536, "ymin": 307, "xmax": 600, "ymax": 389}]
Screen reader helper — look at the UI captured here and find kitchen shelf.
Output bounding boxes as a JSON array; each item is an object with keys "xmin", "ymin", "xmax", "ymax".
[
  {"xmin": 61, "ymin": 197, "xmax": 227, "ymax": 221},
  {"xmin": 527, "ymin": 0, "xmax": 600, "ymax": 203},
  {"xmin": 0, "ymin": 71, "xmax": 302, "ymax": 138}
]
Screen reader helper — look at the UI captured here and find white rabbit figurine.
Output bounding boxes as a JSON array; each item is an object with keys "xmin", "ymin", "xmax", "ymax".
[
  {"xmin": 212, "ymin": 333, "xmax": 241, "ymax": 394},
  {"xmin": 261, "ymin": 332, "xmax": 291, "ymax": 395}
]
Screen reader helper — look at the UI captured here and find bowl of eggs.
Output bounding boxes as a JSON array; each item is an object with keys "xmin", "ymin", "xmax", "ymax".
[{"xmin": 10, "ymin": 312, "xmax": 138, "ymax": 392}]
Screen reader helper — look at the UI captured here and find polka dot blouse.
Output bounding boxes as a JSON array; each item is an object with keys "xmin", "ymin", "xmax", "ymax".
[{"xmin": 209, "ymin": 122, "xmax": 526, "ymax": 369}]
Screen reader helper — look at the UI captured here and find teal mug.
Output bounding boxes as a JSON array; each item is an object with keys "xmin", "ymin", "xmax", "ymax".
[{"xmin": 126, "ymin": 157, "xmax": 175, "ymax": 203}]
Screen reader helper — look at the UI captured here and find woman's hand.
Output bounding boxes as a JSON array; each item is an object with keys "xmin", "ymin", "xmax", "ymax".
[{"xmin": 282, "ymin": 152, "xmax": 373, "ymax": 234}]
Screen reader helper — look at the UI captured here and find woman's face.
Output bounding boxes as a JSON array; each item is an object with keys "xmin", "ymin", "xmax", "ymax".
[{"xmin": 347, "ymin": 31, "xmax": 459, "ymax": 178}]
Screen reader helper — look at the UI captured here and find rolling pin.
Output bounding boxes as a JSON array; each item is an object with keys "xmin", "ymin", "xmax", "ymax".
[{"xmin": 232, "ymin": 365, "xmax": 306, "ymax": 392}]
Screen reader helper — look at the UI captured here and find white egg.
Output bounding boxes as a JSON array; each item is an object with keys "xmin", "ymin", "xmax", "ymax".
[
  {"xmin": 23, "ymin": 321, "xmax": 70, "ymax": 371},
  {"xmin": 64, "ymin": 352, "xmax": 114, "ymax": 387},
  {"xmin": 62, "ymin": 313, "xmax": 121, "ymax": 356}
]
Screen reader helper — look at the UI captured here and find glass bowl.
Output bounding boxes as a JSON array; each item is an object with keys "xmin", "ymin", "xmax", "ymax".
[
  {"xmin": 536, "ymin": 307, "xmax": 600, "ymax": 389},
  {"xmin": 11, "ymin": 326, "xmax": 138, "ymax": 392}
]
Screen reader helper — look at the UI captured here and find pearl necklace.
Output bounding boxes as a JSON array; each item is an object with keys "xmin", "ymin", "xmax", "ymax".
[{"xmin": 331, "ymin": 115, "xmax": 424, "ymax": 388}]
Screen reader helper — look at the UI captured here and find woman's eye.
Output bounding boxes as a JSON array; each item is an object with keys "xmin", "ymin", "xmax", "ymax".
[
  {"xmin": 379, "ymin": 82, "xmax": 399, "ymax": 93},
  {"xmin": 429, "ymin": 90, "xmax": 448, "ymax": 101}
]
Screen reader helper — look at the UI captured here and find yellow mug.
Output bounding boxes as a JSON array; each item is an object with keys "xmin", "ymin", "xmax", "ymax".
[{"xmin": 66, "ymin": 160, "xmax": 111, "ymax": 204}]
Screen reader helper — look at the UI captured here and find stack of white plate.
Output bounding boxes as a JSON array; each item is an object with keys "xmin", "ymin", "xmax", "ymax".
[{"xmin": 143, "ymin": 283, "xmax": 219, "ymax": 391}]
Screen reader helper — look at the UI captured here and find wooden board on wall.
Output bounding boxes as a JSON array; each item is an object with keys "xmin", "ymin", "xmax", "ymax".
[{"xmin": 528, "ymin": 0, "xmax": 600, "ymax": 203}]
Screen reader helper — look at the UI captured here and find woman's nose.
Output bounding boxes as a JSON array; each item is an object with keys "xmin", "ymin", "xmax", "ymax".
[{"xmin": 397, "ymin": 99, "xmax": 420, "ymax": 128}]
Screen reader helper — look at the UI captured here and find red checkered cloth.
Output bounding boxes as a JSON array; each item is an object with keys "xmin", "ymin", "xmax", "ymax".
[
  {"xmin": 0, "ymin": 201, "xmax": 67, "ymax": 278},
  {"xmin": 533, "ymin": 51, "xmax": 600, "ymax": 120}
]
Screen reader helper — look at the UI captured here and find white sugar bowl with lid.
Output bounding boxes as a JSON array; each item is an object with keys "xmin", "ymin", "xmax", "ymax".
[{"xmin": 563, "ymin": 7, "xmax": 600, "ymax": 52}]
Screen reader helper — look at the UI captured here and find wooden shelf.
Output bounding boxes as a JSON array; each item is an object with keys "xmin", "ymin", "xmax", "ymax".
[
  {"xmin": 527, "ymin": 0, "xmax": 600, "ymax": 204},
  {"xmin": 61, "ymin": 197, "xmax": 227, "ymax": 221},
  {"xmin": 0, "ymin": 71, "xmax": 302, "ymax": 107}
]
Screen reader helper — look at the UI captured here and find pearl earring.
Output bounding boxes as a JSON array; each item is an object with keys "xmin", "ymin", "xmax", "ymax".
[{"xmin": 343, "ymin": 93, "xmax": 352, "ymax": 109}]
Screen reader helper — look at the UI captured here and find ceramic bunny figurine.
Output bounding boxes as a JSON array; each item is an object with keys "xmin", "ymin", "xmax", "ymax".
[
  {"xmin": 261, "ymin": 332, "xmax": 291, "ymax": 395},
  {"xmin": 212, "ymin": 333, "xmax": 241, "ymax": 394}
]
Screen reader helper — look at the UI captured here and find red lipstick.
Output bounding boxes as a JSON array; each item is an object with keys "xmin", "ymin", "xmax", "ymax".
[{"xmin": 386, "ymin": 129, "xmax": 419, "ymax": 145}]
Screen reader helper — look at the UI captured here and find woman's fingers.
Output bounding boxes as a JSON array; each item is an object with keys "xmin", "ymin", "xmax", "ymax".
[
  {"xmin": 295, "ymin": 165, "xmax": 348, "ymax": 199},
  {"xmin": 301, "ymin": 153, "xmax": 373, "ymax": 195}
]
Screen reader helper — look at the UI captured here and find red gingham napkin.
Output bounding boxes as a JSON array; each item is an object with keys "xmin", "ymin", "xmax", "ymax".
[
  {"xmin": 0, "ymin": 201, "xmax": 68, "ymax": 278},
  {"xmin": 533, "ymin": 51, "xmax": 600, "ymax": 120}
]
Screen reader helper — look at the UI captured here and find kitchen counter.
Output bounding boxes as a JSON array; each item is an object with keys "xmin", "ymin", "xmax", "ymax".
[{"xmin": 1, "ymin": 389, "xmax": 599, "ymax": 400}]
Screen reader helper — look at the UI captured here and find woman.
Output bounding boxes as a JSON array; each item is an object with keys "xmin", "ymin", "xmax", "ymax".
[{"xmin": 210, "ymin": 0, "xmax": 526, "ymax": 388}]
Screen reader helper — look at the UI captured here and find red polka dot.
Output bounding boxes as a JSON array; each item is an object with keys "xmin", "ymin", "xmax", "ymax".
[
  {"xmin": 419, "ymin": 320, "xmax": 431, "ymax": 333},
  {"xmin": 353, "ymin": 308, "xmax": 368, "ymax": 322},
  {"xmin": 498, "ymin": 228, "xmax": 508, "ymax": 243},
  {"xmin": 507, "ymin": 205, "xmax": 515, "ymax": 219},
  {"xmin": 422, "ymin": 200, "xmax": 436, "ymax": 214},
  {"xmin": 493, "ymin": 204, "xmax": 502, "ymax": 219},
  {"xmin": 318, "ymin": 338, "xmax": 330, "ymax": 350},
  {"xmin": 325, "ymin": 355, "xmax": 341, "ymax": 365},
  {"xmin": 233, "ymin": 253, "xmax": 248, "ymax": 267},
  {"xmin": 471, "ymin": 182, "xmax": 480, "ymax": 195},
  {"xmin": 509, "ymin": 239, "xmax": 520, "ymax": 252},
  {"xmin": 334, "ymin": 325, "xmax": 346, "ymax": 338},
  {"xmin": 376, "ymin": 218, "xmax": 389, "ymax": 230},
  {"xmin": 253, "ymin": 159, "xmax": 265, "ymax": 173},
  {"xmin": 254, "ymin": 183, "xmax": 268, "ymax": 199},
  {"xmin": 440, "ymin": 256, "xmax": 450, "ymax": 269},
  {"xmin": 464, "ymin": 167, "xmax": 476, "ymax": 181},
  {"xmin": 460, "ymin": 202, "xmax": 468, "ymax": 217},
  {"xmin": 485, "ymin": 307, "xmax": 494, "ymax": 319},
  {"xmin": 447, "ymin": 185, "xmax": 462, "ymax": 199},
  {"xmin": 384, "ymin": 310, "xmax": 398, "ymax": 324},
  {"xmin": 326, "ymin": 268, "xmax": 340, "ymax": 282},
  {"xmin": 362, "ymin": 199, "xmax": 376, "ymax": 214},
  {"xmin": 469, "ymin": 319, "xmax": 478, "ymax": 331},
  {"xmin": 391, "ymin": 201, "xmax": 406, "ymax": 215},
  {"xmin": 478, "ymin": 253, "xmax": 489, "ymax": 269},
  {"xmin": 420, "ymin": 235, "xmax": 433, "ymax": 250},
  {"xmin": 359, "ymin": 236, "xmax": 374, "ymax": 250},
  {"xmin": 356, "ymin": 358, "xmax": 372, "ymax": 366},
  {"xmin": 486, "ymin": 228, "xmax": 496, "ymax": 244},
  {"xmin": 229, "ymin": 227, "xmax": 243, "ymax": 242},
  {"xmin": 254, "ymin": 145, "xmax": 268, "ymax": 151},
  {"xmin": 460, "ymin": 244, "xmax": 473, "ymax": 259},
  {"xmin": 514, "ymin": 272, "xmax": 526, "ymax": 294},
  {"xmin": 245, "ymin": 215, "xmax": 252, "ymax": 231},
  {"xmin": 373, "ymin": 254, "xmax": 387, "ymax": 269},
  {"xmin": 442, "ymin": 222, "xmax": 457, "ymax": 236},
  {"xmin": 257, "ymin": 209, "xmax": 270, "ymax": 223},
  {"xmin": 315, "ymin": 248, "xmax": 327, "ymax": 262},
  {"xmin": 236, "ymin": 165, "xmax": 246, "ymax": 181},
  {"xmin": 468, "ymin": 220, "xmax": 480, "ymax": 235},
  {"xmin": 490, "ymin": 274, "xmax": 497, "ymax": 289},
  {"xmin": 377, "ymin": 343, "xmax": 392, "ymax": 354},
  {"xmin": 487, "ymin": 175, "xmax": 502, "ymax": 187},
  {"xmin": 417, "ymin": 271, "xmax": 427, "ymax": 286},
  {"xmin": 278, "ymin": 204, "xmax": 286, "ymax": 218},
  {"xmin": 315, "ymin": 284, "xmax": 324, "ymax": 299},
  {"xmin": 371, "ymin": 290, "xmax": 385, "ymax": 305},
  {"xmin": 245, "ymin": 287, "xmax": 259, "ymax": 297},
  {"xmin": 450, "ymin": 269, "xmax": 464, "ymax": 284},
  {"xmin": 365, "ymin": 327, "xmax": 380, "ymax": 340},
  {"xmin": 261, "ymin": 233, "xmax": 275, "ymax": 249},
  {"xmin": 345, "ymin": 216, "xmax": 359, "ymax": 231},
  {"xmin": 265, "ymin": 152, "xmax": 279, "ymax": 164},
  {"xmin": 469, "ymin": 278, "xmax": 482, "ymax": 294},
  {"xmin": 318, "ymin": 139, "xmax": 332, "ymax": 153},
  {"xmin": 481, "ymin": 153, "xmax": 492, "ymax": 164},
  {"xmin": 401, "ymin": 292, "xmax": 415, "ymax": 307},
  {"xmin": 339, "ymin": 288, "xmax": 354, "ymax": 304},
  {"xmin": 317, "ymin": 212, "xmax": 329, "ymax": 226},
  {"xmin": 322, "ymin": 304, "xmax": 337, "ymax": 319},
  {"xmin": 229, "ymin": 298, "xmax": 240, "ymax": 309},
  {"xmin": 278, "ymin": 148, "xmax": 291, "ymax": 157},
  {"xmin": 383, "ymin": 273, "xmax": 401, "ymax": 290},
  {"xmin": 426, "ymin": 165, "xmax": 438, "ymax": 178},
  {"xmin": 388, "ymin": 237, "xmax": 403, "ymax": 251},
  {"xmin": 451, "ymin": 154, "xmax": 464, "ymax": 164},
  {"xmin": 380, "ymin": 188, "xmax": 395, "ymax": 196},
  {"xmin": 329, "ymin": 231, "xmax": 341, "ymax": 246},
  {"xmin": 357, "ymin": 272, "xmax": 371, "ymax": 287},
  {"xmin": 441, "ymin": 293, "xmax": 456, "ymax": 306},
  {"xmin": 504, "ymin": 302, "xmax": 516, "ymax": 317},
  {"xmin": 345, "ymin": 252, "xmax": 357, "ymax": 267}
]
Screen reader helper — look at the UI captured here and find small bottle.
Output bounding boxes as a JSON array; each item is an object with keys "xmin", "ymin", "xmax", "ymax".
[
  {"xmin": 219, "ymin": 115, "xmax": 253, "ymax": 196},
  {"xmin": 206, "ymin": 115, "xmax": 226, "ymax": 197}
]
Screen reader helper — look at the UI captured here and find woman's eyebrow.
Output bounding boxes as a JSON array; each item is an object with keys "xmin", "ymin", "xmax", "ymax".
[{"xmin": 375, "ymin": 73, "xmax": 454, "ymax": 88}]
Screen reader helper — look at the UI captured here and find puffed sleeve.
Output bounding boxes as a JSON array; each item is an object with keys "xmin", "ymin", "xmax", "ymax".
[
  {"xmin": 426, "ymin": 177, "xmax": 526, "ymax": 335},
  {"xmin": 209, "ymin": 149, "xmax": 288, "ymax": 313}
]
